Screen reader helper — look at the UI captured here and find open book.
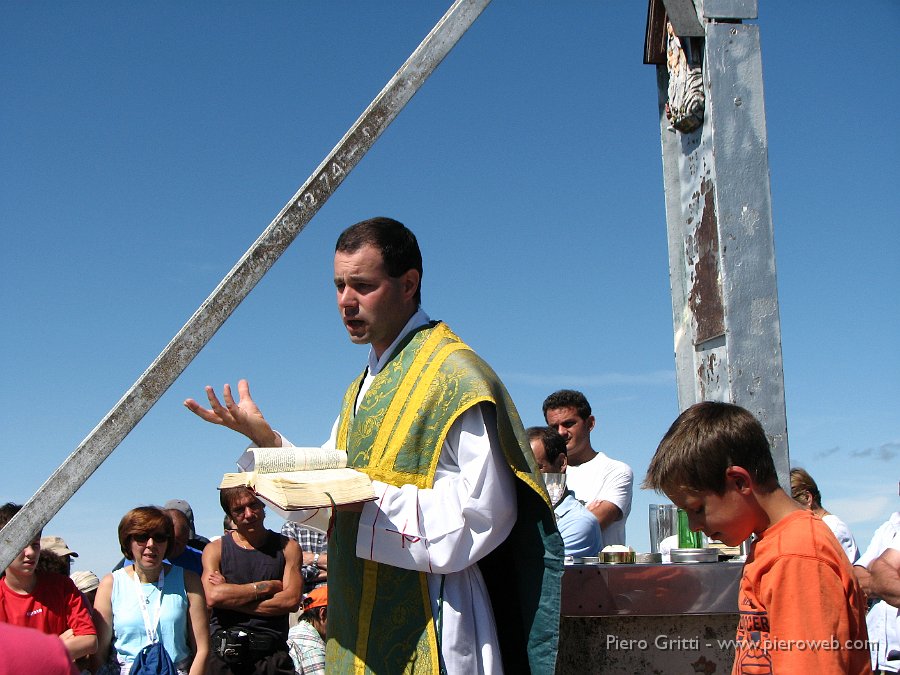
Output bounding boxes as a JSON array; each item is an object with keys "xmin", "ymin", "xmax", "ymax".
[{"xmin": 219, "ymin": 447, "xmax": 376, "ymax": 510}]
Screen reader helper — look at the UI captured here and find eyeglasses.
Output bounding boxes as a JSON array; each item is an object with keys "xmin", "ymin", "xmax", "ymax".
[{"xmin": 132, "ymin": 532, "xmax": 169, "ymax": 544}]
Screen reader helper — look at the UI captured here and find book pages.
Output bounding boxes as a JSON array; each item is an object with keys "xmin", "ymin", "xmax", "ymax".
[{"xmin": 237, "ymin": 447, "xmax": 348, "ymax": 473}]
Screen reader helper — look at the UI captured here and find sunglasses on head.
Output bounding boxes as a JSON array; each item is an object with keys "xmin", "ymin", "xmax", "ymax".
[{"xmin": 132, "ymin": 532, "xmax": 169, "ymax": 544}]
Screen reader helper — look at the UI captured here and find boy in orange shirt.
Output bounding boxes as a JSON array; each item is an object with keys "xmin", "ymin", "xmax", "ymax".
[{"xmin": 643, "ymin": 402, "xmax": 870, "ymax": 674}]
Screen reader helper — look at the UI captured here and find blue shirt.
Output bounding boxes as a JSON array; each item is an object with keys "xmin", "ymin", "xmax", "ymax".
[
  {"xmin": 109, "ymin": 565, "xmax": 190, "ymax": 668},
  {"xmin": 168, "ymin": 546, "xmax": 203, "ymax": 575},
  {"xmin": 555, "ymin": 490, "xmax": 602, "ymax": 557}
]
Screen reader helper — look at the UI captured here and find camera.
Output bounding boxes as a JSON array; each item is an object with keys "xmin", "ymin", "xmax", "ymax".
[
  {"xmin": 301, "ymin": 563, "xmax": 320, "ymax": 584},
  {"xmin": 213, "ymin": 628, "xmax": 249, "ymax": 664}
]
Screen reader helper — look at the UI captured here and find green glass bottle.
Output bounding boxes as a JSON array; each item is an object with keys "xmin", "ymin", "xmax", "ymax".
[{"xmin": 677, "ymin": 508, "xmax": 703, "ymax": 548}]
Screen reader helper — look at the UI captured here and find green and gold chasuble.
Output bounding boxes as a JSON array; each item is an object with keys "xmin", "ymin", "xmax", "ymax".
[{"xmin": 325, "ymin": 321, "xmax": 564, "ymax": 675}]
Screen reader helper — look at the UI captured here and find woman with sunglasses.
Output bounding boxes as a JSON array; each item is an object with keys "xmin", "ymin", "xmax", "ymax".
[{"xmin": 94, "ymin": 506, "xmax": 209, "ymax": 674}]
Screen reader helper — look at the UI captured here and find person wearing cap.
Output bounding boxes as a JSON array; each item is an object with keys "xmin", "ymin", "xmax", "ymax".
[
  {"xmin": 164, "ymin": 499, "xmax": 211, "ymax": 550},
  {"xmin": 0, "ymin": 503, "xmax": 97, "ymax": 661},
  {"xmin": 41, "ymin": 535, "xmax": 79, "ymax": 573},
  {"xmin": 287, "ymin": 586, "xmax": 327, "ymax": 675},
  {"xmin": 69, "ymin": 571, "xmax": 102, "ymax": 674},
  {"xmin": 70, "ymin": 571, "xmax": 100, "ymax": 608},
  {"xmin": 164, "ymin": 508, "xmax": 204, "ymax": 575}
]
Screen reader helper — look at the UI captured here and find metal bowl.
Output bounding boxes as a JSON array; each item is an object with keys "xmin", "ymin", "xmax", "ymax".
[
  {"xmin": 670, "ymin": 547, "xmax": 718, "ymax": 563},
  {"xmin": 599, "ymin": 550, "xmax": 636, "ymax": 564}
]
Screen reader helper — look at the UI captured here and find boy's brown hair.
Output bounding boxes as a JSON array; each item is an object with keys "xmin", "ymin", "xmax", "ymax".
[
  {"xmin": 642, "ymin": 401, "xmax": 777, "ymax": 495},
  {"xmin": 0, "ymin": 502, "xmax": 22, "ymax": 530}
]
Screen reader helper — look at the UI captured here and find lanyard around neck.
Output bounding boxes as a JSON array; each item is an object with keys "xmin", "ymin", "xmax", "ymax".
[{"xmin": 131, "ymin": 566, "xmax": 165, "ymax": 643}]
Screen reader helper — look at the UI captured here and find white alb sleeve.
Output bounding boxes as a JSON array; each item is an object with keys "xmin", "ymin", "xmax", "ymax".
[{"xmin": 355, "ymin": 403, "xmax": 516, "ymax": 575}]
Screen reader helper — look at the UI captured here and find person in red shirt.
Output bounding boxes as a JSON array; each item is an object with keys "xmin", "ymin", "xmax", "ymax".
[
  {"xmin": 0, "ymin": 623, "xmax": 79, "ymax": 675},
  {"xmin": 0, "ymin": 502, "xmax": 97, "ymax": 661}
]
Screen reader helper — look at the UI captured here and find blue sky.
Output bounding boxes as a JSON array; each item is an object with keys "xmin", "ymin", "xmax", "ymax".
[{"xmin": 2, "ymin": 1, "xmax": 897, "ymax": 576}]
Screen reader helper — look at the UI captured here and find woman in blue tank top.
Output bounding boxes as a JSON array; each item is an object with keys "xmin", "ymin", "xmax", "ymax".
[{"xmin": 94, "ymin": 506, "xmax": 210, "ymax": 674}]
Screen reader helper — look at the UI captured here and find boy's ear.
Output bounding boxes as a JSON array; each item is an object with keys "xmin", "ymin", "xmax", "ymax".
[{"xmin": 725, "ymin": 466, "xmax": 754, "ymax": 493}]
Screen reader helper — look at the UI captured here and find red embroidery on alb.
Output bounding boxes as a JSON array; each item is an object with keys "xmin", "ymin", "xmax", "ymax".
[{"xmin": 369, "ymin": 487, "xmax": 389, "ymax": 559}]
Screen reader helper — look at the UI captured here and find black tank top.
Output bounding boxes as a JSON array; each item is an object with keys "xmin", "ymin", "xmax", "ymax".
[{"xmin": 209, "ymin": 530, "xmax": 289, "ymax": 639}]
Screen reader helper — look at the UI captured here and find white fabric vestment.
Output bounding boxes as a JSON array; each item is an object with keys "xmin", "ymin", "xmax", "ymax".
[
  {"xmin": 325, "ymin": 309, "xmax": 516, "ymax": 675},
  {"xmin": 821, "ymin": 513, "xmax": 859, "ymax": 563},
  {"xmin": 564, "ymin": 451, "xmax": 633, "ymax": 546},
  {"xmin": 856, "ymin": 511, "xmax": 900, "ymax": 672}
]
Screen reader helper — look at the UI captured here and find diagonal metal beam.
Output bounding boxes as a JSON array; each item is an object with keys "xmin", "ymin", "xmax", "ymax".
[{"xmin": 0, "ymin": 0, "xmax": 491, "ymax": 570}]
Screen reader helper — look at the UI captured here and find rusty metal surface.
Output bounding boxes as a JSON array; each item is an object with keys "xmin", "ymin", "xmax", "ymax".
[
  {"xmin": 687, "ymin": 177, "xmax": 725, "ymax": 343},
  {"xmin": 0, "ymin": 0, "xmax": 492, "ymax": 571},
  {"xmin": 561, "ymin": 562, "xmax": 741, "ymax": 617}
]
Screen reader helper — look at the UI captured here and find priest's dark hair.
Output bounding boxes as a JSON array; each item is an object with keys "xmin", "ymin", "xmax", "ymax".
[{"xmin": 336, "ymin": 217, "xmax": 423, "ymax": 305}]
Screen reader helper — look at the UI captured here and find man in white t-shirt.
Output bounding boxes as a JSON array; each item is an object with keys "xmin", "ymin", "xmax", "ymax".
[
  {"xmin": 542, "ymin": 390, "xmax": 633, "ymax": 546},
  {"xmin": 855, "ymin": 497, "xmax": 900, "ymax": 673}
]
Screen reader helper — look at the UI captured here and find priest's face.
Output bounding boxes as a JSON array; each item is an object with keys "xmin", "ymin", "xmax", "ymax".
[{"xmin": 334, "ymin": 244, "xmax": 419, "ymax": 359}]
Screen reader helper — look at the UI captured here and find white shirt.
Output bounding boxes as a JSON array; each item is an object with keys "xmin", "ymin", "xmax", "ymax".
[
  {"xmin": 821, "ymin": 513, "xmax": 859, "ymax": 563},
  {"xmin": 564, "ymin": 451, "xmax": 633, "ymax": 546},
  {"xmin": 326, "ymin": 309, "xmax": 515, "ymax": 674},
  {"xmin": 856, "ymin": 511, "xmax": 900, "ymax": 672}
]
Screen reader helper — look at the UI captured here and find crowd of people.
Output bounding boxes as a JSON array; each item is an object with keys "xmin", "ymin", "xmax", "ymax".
[{"xmin": 1, "ymin": 217, "xmax": 897, "ymax": 674}]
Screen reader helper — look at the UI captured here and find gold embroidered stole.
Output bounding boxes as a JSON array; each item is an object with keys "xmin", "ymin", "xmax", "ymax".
[{"xmin": 324, "ymin": 322, "xmax": 559, "ymax": 675}]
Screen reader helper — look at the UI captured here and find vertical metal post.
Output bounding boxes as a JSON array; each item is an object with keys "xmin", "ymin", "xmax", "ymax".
[{"xmin": 653, "ymin": 0, "xmax": 790, "ymax": 484}]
